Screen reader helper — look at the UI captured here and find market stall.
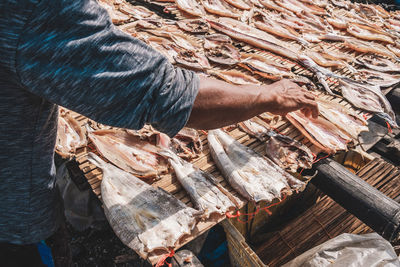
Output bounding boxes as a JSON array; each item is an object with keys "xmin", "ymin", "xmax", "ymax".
[{"xmin": 56, "ymin": 0, "xmax": 400, "ymax": 265}]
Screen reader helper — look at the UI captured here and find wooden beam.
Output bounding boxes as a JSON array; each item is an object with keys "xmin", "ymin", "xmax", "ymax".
[{"xmin": 311, "ymin": 158, "xmax": 400, "ymax": 242}]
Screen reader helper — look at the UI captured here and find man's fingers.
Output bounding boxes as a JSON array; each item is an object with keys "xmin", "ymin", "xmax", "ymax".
[
  {"xmin": 303, "ymin": 99, "xmax": 319, "ymax": 118},
  {"xmin": 303, "ymin": 92, "xmax": 315, "ymax": 100}
]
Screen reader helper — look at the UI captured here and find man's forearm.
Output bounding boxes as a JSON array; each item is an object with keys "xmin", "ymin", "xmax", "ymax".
[{"xmin": 186, "ymin": 76, "xmax": 318, "ymax": 130}]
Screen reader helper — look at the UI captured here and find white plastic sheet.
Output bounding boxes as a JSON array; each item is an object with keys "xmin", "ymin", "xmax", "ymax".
[{"xmin": 283, "ymin": 233, "xmax": 400, "ymax": 267}]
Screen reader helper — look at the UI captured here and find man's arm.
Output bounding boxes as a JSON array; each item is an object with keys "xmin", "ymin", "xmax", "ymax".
[
  {"xmin": 15, "ymin": 0, "xmax": 316, "ymax": 136},
  {"xmin": 187, "ymin": 77, "xmax": 318, "ymax": 130},
  {"xmin": 16, "ymin": 0, "xmax": 198, "ymax": 137}
]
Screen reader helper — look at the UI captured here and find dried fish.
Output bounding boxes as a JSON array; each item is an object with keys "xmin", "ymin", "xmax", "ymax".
[
  {"xmin": 344, "ymin": 39, "xmax": 398, "ymax": 60},
  {"xmin": 208, "ymin": 129, "xmax": 305, "ymax": 203},
  {"xmin": 223, "ymin": 0, "xmax": 251, "ymax": 10},
  {"xmin": 326, "ymin": 17, "xmax": 348, "ymax": 30},
  {"xmin": 316, "ymin": 98, "xmax": 368, "ymax": 139},
  {"xmin": 160, "ymin": 147, "xmax": 238, "ymax": 219},
  {"xmin": 339, "ymin": 78, "xmax": 398, "ymax": 127},
  {"xmin": 87, "ymin": 153, "xmax": 200, "ymax": 259},
  {"xmin": 171, "ymin": 128, "xmax": 203, "ymax": 160},
  {"xmin": 144, "ymin": 29, "xmax": 201, "ymax": 51},
  {"xmin": 56, "ymin": 109, "xmax": 87, "ymax": 158},
  {"xmin": 118, "ymin": 3, "xmax": 157, "ymax": 20},
  {"xmin": 87, "ymin": 129, "xmax": 169, "ymax": 179},
  {"xmin": 260, "ymin": 0, "xmax": 292, "ymax": 14},
  {"xmin": 238, "ymin": 53, "xmax": 293, "ymax": 80},
  {"xmin": 202, "ymin": 0, "xmax": 241, "ymax": 18},
  {"xmin": 175, "ymin": 50, "xmax": 211, "ymax": 70},
  {"xmin": 176, "ymin": 19, "xmax": 210, "ymax": 33},
  {"xmin": 355, "ymin": 69, "xmax": 400, "ymax": 88},
  {"xmin": 98, "ymin": 0, "xmax": 130, "ymax": 24},
  {"xmin": 176, "ymin": 0, "xmax": 206, "ymax": 17},
  {"xmin": 331, "ymin": 0, "xmax": 351, "ymax": 10},
  {"xmin": 306, "ymin": 51, "xmax": 346, "ymax": 69},
  {"xmin": 204, "ymin": 34, "xmax": 241, "ymax": 65},
  {"xmin": 146, "ymin": 36, "xmax": 178, "ymax": 63},
  {"xmin": 355, "ymin": 56, "xmax": 400, "ymax": 73},
  {"xmin": 208, "ymin": 17, "xmax": 300, "ymax": 61},
  {"xmin": 286, "ymin": 110, "xmax": 352, "ymax": 154},
  {"xmin": 253, "ymin": 10, "xmax": 310, "ymax": 46},
  {"xmin": 209, "ymin": 70, "xmax": 260, "ymax": 85},
  {"xmin": 387, "ymin": 44, "xmax": 400, "ymax": 58},
  {"xmin": 347, "ymin": 23, "xmax": 394, "ymax": 44},
  {"xmin": 238, "ymin": 117, "xmax": 313, "ymax": 172}
]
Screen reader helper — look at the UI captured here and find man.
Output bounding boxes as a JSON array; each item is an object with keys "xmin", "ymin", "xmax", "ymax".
[{"xmin": 0, "ymin": 0, "xmax": 318, "ymax": 266}]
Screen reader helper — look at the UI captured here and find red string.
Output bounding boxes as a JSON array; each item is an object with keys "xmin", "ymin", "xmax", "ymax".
[
  {"xmin": 226, "ymin": 195, "xmax": 287, "ymax": 223},
  {"xmin": 87, "ymin": 144, "xmax": 96, "ymax": 152},
  {"xmin": 225, "ymin": 206, "xmax": 261, "ymax": 223},
  {"xmin": 386, "ymin": 122, "xmax": 393, "ymax": 134},
  {"xmin": 262, "ymin": 194, "xmax": 287, "ymax": 215},
  {"xmin": 312, "ymin": 154, "xmax": 330, "ymax": 164},
  {"xmin": 200, "ymin": 130, "xmax": 208, "ymax": 136},
  {"xmin": 270, "ymin": 125, "xmax": 284, "ymax": 135},
  {"xmin": 155, "ymin": 249, "xmax": 175, "ymax": 267}
]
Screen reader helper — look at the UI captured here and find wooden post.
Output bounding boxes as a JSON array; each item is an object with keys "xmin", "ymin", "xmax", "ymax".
[{"xmin": 310, "ymin": 158, "xmax": 400, "ymax": 242}]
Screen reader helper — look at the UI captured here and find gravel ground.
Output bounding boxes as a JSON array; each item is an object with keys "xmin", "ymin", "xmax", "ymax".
[{"xmin": 68, "ymin": 222, "xmax": 150, "ymax": 267}]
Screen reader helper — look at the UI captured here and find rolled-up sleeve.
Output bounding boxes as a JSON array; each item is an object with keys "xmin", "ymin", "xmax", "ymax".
[{"xmin": 15, "ymin": 0, "xmax": 199, "ymax": 137}]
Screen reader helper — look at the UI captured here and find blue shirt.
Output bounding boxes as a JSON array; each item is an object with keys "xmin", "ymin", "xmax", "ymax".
[{"xmin": 0, "ymin": 0, "xmax": 199, "ymax": 244}]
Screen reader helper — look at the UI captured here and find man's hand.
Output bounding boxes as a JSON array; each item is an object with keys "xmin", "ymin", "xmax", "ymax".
[
  {"xmin": 265, "ymin": 79, "xmax": 319, "ymax": 118},
  {"xmin": 186, "ymin": 76, "xmax": 319, "ymax": 130}
]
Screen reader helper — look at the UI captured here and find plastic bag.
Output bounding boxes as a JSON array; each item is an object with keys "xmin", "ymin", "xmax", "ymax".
[{"xmin": 283, "ymin": 233, "xmax": 400, "ymax": 267}]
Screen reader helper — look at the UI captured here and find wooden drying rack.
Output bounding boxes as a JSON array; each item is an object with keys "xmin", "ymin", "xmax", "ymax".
[{"xmin": 71, "ymin": 3, "xmax": 398, "ymax": 265}]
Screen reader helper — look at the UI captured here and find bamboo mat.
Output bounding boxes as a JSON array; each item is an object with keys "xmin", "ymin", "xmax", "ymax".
[{"xmin": 254, "ymin": 158, "xmax": 400, "ymax": 267}]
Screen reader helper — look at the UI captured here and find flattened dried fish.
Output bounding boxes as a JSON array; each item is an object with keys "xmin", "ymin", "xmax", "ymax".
[
  {"xmin": 347, "ymin": 23, "xmax": 394, "ymax": 44},
  {"xmin": 306, "ymin": 51, "xmax": 346, "ymax": 69},
  {"xmin": 326, "ymin": 17, "xmax": 348, "ymax": 30},
  {"xmin": 171, "ymin": 128, "xmax": 203, "ymax": 160},
  {"xmin": 253, "ymin": 11, "xmax": 309, "ymax": 46},
  {"xmin": 355, "ymin": 55, "xmax": 400, "ymax": 73},
  {"xmin": 145, "ymin": 29, "xmax": 201, "ymax": 51},
  {"xmin": 160, "ymin": 148, "xmax": 238, "ymax": 219},
  {"xmin": 87, "ymin": 153, "xmax": 200, "ymax": 259},
  {"xmin": 204, "ymin": 34, "xmax": 241, "ymax": 65},
  {"xmin": 286, "ymin": 111, "xmax": 352, "ymax": 154},
  {"xmin": 98, "ymin": 0, "xmax": 130, "ymax": 24},
  {"xmin": 238, "ymin": 117, "xmax": 313, "ymax": 172},
  {"xmin": 239, "ymin": 53, "xmax": 293, "ymax": 80},
  {"xmin": 88, "ymin": 129, "xmax": 169, "ymax": 179},
  {"xmin": 146, "ymin": 36, "xmax": 178, "ymax": 63},
  {"xmin": 387, "ymin": 44, "xmax": 400, "ymax": 58},
  {"xmin": 176, "ymin": 19, "xmax": 210, "ymax": 33},
  {"xmin": 202, "ymin": 0, "xmax": 241, "ymax": 18},
  {"xmin": 355, "ymin": 69, "xmax": 400, "ymax": 88},
  {"xmin": 339, "ymin": 78, "xmax": 398, "ymax": 127},
  {"xmin": 208, "ymin": 129, "xmax": 305, "ymax": 202},
  {"xmin": 118, "ymin": 3, "xmax": 157, "ymax": 19},
  {"xmin": 344, "ymin": 39, "xmax": 398, "ymax": 60},
  {"xmin": 175, "ymin": 50, "xmax": 211, "ymax": 70},
  {"xmin": 56, "ymin": 109, "xmax": 87, "ymax": 158},
  {"xmin": 208, "ymin": 17, "xmax": 300, "ymax": 61},
  {"xmin": 209, "ymin": 70, "xmax": 261, "ymax": 85},
  {"xmin": 316, "ymin": 98, "xmax": 368, "ymax": 139},
  {"xmin": 222, "ymin": 0, "xmax": 251, "ymax": 10},
  {"xmin": 176, "ymin": 0, "xmax": 206, "ymax": 17}
]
